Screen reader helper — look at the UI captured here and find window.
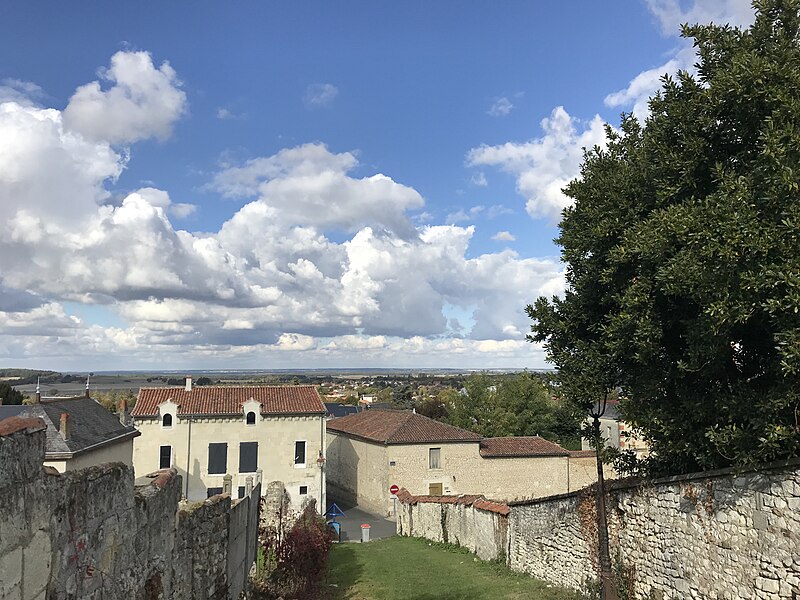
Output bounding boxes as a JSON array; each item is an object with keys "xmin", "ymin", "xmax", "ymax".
[
  {"xmin": 294, "ymin": 441, "xmax": 306, "ymax": 466},
  {"xmin": 208, "ymin": 443, "xmax": 228, "ymax": 475},
  {"xmin": 299, "ymin": 485, "xmax": 308, "ymax": 495},
  {"xmin": 239, "ymin": 442, "xmax": 258, "ymax": 473},
  {"xmin": 238, "ymin": 486, "xmax": 245, "ymax": 499},
  {"xmin": 246, "ymin": 411, "xmax": 256, "ymax": 426},
  {"xmin": 429, "ymin": 447, "xmax": 441, "ymax": 470},
  {"xmin": 207, "ymin": 487, "xmax": 223, "ymax": 498},
  {"xmin": 162, "ymin": 413, "xmax": 172, "ymax": 428},
  {"xmin": 159, "ymin": 445, "xmax": 172, "ymax": 469}
]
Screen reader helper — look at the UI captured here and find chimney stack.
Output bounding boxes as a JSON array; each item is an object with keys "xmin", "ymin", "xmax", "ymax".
[
  {"xmin": 85, "ymin": 374, "xmax": 90, "ymax": 398},
  {"xmin": 185, "ymin": 376, "xmax": 192, "ymax": 392},
  {"xmin": 119, "ymin": 398, "xmax": 129, "ymax": 427},
  {"xmin": 60, "ymin": 413, "xmax": 70, "ymax": 441},
  {"xmin": 34, "ymin": 377, "xmax": 41, "ymax": 404}
]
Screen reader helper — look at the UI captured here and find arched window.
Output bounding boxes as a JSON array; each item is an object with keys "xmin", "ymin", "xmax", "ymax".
[
  {"xmin": 246, "ymin": 411, "xmax": 256, "ymax": 426},
  {"xmin": 162, "ymin": 413, "xmax": 173, "ymax": 428}
]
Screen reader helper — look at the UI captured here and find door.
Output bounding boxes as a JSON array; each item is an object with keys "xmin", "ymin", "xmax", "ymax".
[{"xmin": 428, "ymin": 483, "xmax": 443, "ymax": 495}]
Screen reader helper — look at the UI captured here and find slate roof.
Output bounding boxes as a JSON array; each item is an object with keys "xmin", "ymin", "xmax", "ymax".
[
  {"xmin": 479, "ymin": 436, "xmax": 570, "ymax": 458},
  {"xmin": 326, "ymin": 409, "xmax": 482, "ymax": 445},
  {"xmin": 324, "ymin": 402, "xmax": 360, "ymax": 419},
  {"xmin": 0, "ymin": 396, "xmax": 140, "ymax": 459},
  {"xmin": 132, "ymin": 385, "xmax": 325, "ymax": 417}
]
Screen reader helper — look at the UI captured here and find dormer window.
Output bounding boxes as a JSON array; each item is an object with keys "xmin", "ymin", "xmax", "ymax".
[
  {"xmin": 162, "ymin": 413, "xmax": 173, "ymax": 428},
  {"xmin": 246, "ymin": 411, "xmax": 256, "ymax": 426}
]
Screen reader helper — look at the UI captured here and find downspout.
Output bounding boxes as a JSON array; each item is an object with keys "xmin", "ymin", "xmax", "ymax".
[
  {"xmin": 320, "ymin": 413, "xmax": 325, "ymax": 510},
  {"xmin": 567, "ymin": 454, "xmax": 570, "ymax": 493}
]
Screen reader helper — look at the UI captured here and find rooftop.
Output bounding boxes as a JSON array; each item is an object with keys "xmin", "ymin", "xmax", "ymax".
[
  {"xmin": 479, "ymin": 436, "xmax": 570, "ymax": 458},
  {"xmin": 326, "ymin": 409, "xmax": 482, "ymax": 444},
  {"xmin": 132, "ymin": 385, "xmax": 325, "ymax": 417},
  {"xmin": 0, "ymin": 396, "xmax": 139, "ymax": 459}
]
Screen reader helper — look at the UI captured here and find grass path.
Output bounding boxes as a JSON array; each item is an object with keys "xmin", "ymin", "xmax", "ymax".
[{"xmin": 324, "ymin": 536, "xmax": 583, "ymax": 600}]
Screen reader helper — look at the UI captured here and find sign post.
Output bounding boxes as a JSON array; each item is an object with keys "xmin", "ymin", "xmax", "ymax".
[{"xmin": 389, "ymin": 484, "xmax": 399, "ymax": 516}]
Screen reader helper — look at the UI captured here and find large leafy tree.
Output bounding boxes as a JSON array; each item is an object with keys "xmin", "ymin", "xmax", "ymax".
[
  {"xmin": 529, "ymin": 0, "xmax": 800, "ymax": 476},
  {"xmin": 0, "ymin": 382, "xmax": 24, "ymax": 405}
]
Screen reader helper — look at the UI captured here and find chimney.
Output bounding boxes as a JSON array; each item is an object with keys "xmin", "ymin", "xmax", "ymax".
[
  {"xmin": 34, "ymin": 377, "xmax": 41, "ymax": 404},
  {"xmin": 185, "ymin": 376, "xmax": 192, "ymax": 392},
  {"xmin": 119, "ymin": 398, "xmax": 129, "ymax": 427},
  {"xmin": 60, "ymin": 413, "xmax": 70, "ymax": 441},
  {"xmin": 85, "ymin": 374, "xmax": 90, "ymax": 398}
]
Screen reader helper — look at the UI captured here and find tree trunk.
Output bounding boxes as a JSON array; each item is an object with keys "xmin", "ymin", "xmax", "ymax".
[{"xmin": 594, "ymin": 416, "xmax": 617, "ymax": 600}]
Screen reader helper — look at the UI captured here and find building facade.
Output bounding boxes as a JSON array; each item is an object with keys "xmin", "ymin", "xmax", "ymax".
[
  {"xmin": 132, "ymin": 381, "xmax": 326, "ymax": 510},
  {"xmin": 326, "ymin": 409, "xmax": 600, "ymax": 516}
]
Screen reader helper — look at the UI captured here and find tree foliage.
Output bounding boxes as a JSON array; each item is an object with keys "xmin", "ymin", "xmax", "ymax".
[
  {"xmin": 444, "ymin": 372, "xmax": 582, "ymax": 446},
  {"xmin": 530, "ymin": 0, "xmax": 800, "ymax": 475},
  {"xmin": 0, "ymin": 382, "xmax": 24, "ymax": 405}
]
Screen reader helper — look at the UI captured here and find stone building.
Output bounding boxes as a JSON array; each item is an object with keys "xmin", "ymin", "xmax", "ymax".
[
  {"xmin": 326, "ymin": 409, "xmax": 599, "ymax": 515},
  {"xmin": 0, "ymin": 390, "xmax": 139, "ymax": 472},
  {"xmin": 132, "ymin": 379, "xmax": 326, "ymax": 510},
  {"xmin": 580, "ymin": 398, "xmax": 649, "ymax": 454}
]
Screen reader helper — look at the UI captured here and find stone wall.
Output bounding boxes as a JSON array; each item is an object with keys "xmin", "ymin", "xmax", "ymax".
[
  {"xmin": 509, "ymin": 459, "xmax": 800, "ymax": 599},
  {"xmin": 395, "ymin": 451, "xmax": 800, "ymax": 599},
  {"xmin": 0, "ymin": 416, "xmax": 261, "ymax": 600},
  {"xmin": 395, "ymin": 489, "xmax": 510, "ymax": 561}
]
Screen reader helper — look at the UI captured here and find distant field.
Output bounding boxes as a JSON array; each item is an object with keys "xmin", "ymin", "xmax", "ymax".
[{"xmin": 323, "ymin": 536, "xmax": 583, "ymax": 600}]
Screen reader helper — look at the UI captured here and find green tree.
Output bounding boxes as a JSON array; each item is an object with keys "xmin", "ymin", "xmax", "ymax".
[
  {"xmin": 530, "ymin": 0, "xmax": 800, "ymax": 477},
  {"xmin": 0, "ymin": 382, "xmax": 24, "ymax": 405}
]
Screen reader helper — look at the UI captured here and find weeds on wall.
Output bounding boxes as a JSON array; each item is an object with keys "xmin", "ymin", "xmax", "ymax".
[
  {"xmin": 252, "ymin": 503, "xmax": 334, "ymax": 599},
  {"xmin": 579, "ymin": 551, "xmax": 636, "ymax": 600}
]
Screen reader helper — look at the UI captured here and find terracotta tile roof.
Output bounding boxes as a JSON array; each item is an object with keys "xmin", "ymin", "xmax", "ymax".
[
  {"xmin": 479, "ymin": 436, "xmax": 569, "ymax": 458},
  {"xmin": 395, "ymin": 488, "xmax": 510, "ymax": 516},
  {"xmin": 326, "ymin": 409, "xmax": 481, "ymax": 445},
  {"xmin": 132, "ymin": 385, "xmax": 325, "ymax": 417}
]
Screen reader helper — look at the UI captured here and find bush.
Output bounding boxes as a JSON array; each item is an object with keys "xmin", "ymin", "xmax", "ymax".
[{"xmin": 253, "ymin": 503, "xmax": 333, "ymax": 599}]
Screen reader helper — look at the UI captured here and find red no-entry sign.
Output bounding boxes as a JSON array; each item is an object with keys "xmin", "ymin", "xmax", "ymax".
[{"xmin": 389, "ymin": 484, "xmax": 399, "ymax": 495}]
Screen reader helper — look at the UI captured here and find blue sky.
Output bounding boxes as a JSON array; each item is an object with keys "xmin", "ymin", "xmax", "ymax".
[{"xmin": 0, "ymin": 1, "xmax": 755, "ymax": 370}]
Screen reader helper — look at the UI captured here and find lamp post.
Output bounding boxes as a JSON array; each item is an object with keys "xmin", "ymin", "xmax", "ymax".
[{"xmin": 590, "ymin": 393, "xmax": 617, "ymax": 600}]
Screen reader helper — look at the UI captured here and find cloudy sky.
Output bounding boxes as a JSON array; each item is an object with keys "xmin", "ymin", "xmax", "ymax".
[{"xmin": 0, "ymin": 1, "xmax": 755, "ymax": 371}]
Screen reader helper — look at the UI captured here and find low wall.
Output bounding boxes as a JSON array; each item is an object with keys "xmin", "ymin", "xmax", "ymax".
[
  {"xmin": 509, "ymin": 459, "xmax": 800, "ymax": 599},
  {"xmin": 395, "ymin": 450, "xmax": 800, "ymax": 599},
  {"xmin": 0, "ymin": 416, "xmax": 261, "ymax": 600},
  {"xmin": 395, "ymin": 489, "xmax": 509, "ymax": 561}
]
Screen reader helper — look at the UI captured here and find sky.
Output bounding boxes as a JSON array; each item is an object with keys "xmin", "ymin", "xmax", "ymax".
[{"xmin": 0, "ymin": 0, "xmax": 756, "ymax": 371}]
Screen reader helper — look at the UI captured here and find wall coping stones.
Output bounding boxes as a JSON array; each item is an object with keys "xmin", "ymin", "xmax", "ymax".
[
  {"xmin": 396, "ymin": 488, "xmax": 510, "ymax": 515},
  {"xmin": 0, "ymin": 416, "xmax": 46, "ymax": 437}
]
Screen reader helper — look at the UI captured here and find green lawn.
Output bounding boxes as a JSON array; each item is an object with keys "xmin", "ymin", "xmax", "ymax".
[{"xmin": 324, "ymin": 536, "xmax": 584, "ymax": 600}]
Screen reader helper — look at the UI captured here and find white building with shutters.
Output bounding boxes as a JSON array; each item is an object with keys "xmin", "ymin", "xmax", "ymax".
[{"xmin": 131, "ymin": 379, "xmax": 326, "ymax": 511}]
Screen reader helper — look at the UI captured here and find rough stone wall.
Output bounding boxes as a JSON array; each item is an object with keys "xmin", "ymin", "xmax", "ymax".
[
  {"xmin": 396, "ymin": 492, "xmax": 509, "ymax": 561},
  {"xmin": 508, "ymin": 460, "xmax": 800, "ymax": 599},
  {"xmin": 507, "ymin": 493, "xmax": 594, "ymax": 591},
  {"xmin": 0, "ymin": 416, "xmax": 261, "ymax": 600}
]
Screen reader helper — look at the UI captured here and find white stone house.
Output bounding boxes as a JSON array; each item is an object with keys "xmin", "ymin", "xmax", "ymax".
[
  {"xmin": 132, "ymin": 380, "xmax": 326, "ymax": 510},
  {"xmin": 326, "ymin": 409, "xmax": 599, "ymax": 516}
]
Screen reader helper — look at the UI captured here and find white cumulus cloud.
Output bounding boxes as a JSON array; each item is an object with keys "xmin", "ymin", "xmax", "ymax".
[
  {"xmin": 467, "ymin": 106, "xmax": 608, "ymax": 222},
  {"xmin": 303, "ymin": 83, "xmax": 338, "ymax": 108},
  {"xmin": 63, "ymin": 50, "xmax": 187, "ymax": 145},
  {"xmin": 488, "ymin": 97, "xmax": 513, "ymax": 117},
  {"xmin": 492, "ymin": 231, "xmax": 515, "ymax": 242}
]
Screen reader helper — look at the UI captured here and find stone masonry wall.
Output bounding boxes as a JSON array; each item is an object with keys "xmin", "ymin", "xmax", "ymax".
[
  {"xmin": 509, "ymin": 459, "xmax": 800, "ymax": 599},
  {"xmin": 395, "ymin": 452, "xmax": 800, "ymax": 599},
  {"xmin": 395, "ymin": 489, "xmax": 509, "ymax": 561},
  {"xmin": 0, "ymin": 416, "xmax": 260, "ymax": 600}
]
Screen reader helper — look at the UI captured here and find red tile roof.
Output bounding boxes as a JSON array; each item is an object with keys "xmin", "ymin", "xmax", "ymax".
[
  {"xmin": 395, "ymin": 488, "xmax": 510, "ymax": 516},
  {"xmin": 479, "ymin": 436, "xmax": 569, "ymax": 458},
  {"xmin": 326, "ymin": 409, "xmax": 482, "ymax": 445},
  {"xmin": 132, "ymin": 386, "xmax": 325, "ymax": 417}
]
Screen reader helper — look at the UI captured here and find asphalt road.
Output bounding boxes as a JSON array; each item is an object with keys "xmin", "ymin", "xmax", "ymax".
[{"xmin": 327, "ymin": 504, "xmax": 397, "ymax": 543}]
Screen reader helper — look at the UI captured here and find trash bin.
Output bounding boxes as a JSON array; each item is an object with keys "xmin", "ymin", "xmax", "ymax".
[{"xmin": 360, "ymin": 523, "xmax": 371, "ymax": 543}]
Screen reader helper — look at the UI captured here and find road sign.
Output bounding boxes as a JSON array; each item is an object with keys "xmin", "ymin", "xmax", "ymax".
[{"xmin": 389, "ymin": 484, "xmax": 399, "ymax": 495}]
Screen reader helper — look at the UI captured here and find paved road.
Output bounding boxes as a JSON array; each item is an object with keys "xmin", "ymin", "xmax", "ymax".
[{"xmin": 327, "ymin": 504, "xmax": 396, "ymax": 543}]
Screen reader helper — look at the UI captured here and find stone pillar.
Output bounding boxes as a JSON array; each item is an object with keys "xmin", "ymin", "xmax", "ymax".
[
  {"xmin": 245, "ymin": 476, "xmax": 253, "ymax": 497},
  {"xmin": 223, "ymin": 474, "xmax": 232, "ymax": 495},
  {"xmin": 256, "ymin": 468, "xmax": 263, "ymax": 487}
]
